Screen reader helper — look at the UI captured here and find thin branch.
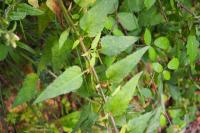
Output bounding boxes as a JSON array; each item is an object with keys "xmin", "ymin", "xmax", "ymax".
[{"xmin": 158, "ymin": 0, "xmax": 168, "ymax": 22}]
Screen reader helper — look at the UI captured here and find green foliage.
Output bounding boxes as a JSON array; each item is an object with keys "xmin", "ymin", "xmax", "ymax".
[
  {"xmin": 104, "ymin": 72, "xmax": 142, "ymax": 116},
  {"xmin": 106, "ymin": 46, "xmax": 149, "ymax": 83},
  {"xmin": 1, "ymin": 0, "xmax": 200, "ymax": 132},
  {"xmin": 13, "ymin": 73, "xmax": 39, "ymax": 107},
  {"xmin": 34, "ymin": 66, "xmax": 83, "ymax": 103},
  {"xmin": 117, "ymin": 12, "xmax": 139, "ymax": 31},
  {"xmin": 167, "ymin": 57, "xmax": 179, "ymax": 70},
  {"xmin": 101, "ymin": 35, "xmax": 138, "ymax": 56},
  {"xmin": 154, "ymin": 36, "xmax": 170, "ymax": 50},
  {"xmin": 144, "ymin": 28, "xmax": 152, "ymax": 45},
  {"xmin": 80, "ymin": 0, "xmax": 118, "ymax": 36}
]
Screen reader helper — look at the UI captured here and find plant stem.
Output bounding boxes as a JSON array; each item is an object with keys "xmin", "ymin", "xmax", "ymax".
[
  {"xmin": 57, "ymin": 0, "xmax": 119, "ymax": 132},
  {"xmin": 158, "ymin": 0, "xmax": 168, "ymax": 22}
]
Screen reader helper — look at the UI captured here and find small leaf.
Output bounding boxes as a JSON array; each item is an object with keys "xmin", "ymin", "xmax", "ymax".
[
  {"xmin": 59, "ymin": 29, "xmax": 70, "ymax": 49},
  {"xmin": 72, "ymin": 40, "xmax": 80, "ymax": 49},
  {"xmin": 152, "ymin": 62, "xmax": 163, "ymax": 73},
  {"xmin": 144, "ymin": 28, "xmax": 151, "ymax": 45},
  {"xmin": 80, "ymin": 0, "xmax": 118, "ymax": 36},
  {"xmin": 154, "ymin": 36, "xmax": 170, "ymax": 50},
  {"xmin": 13, "ymin": 73, "xmax": 39, "ymax": 107},
  {"xmin": 162, "ymin": 70, "xmax": 171, "ymax": 80},
  {"xmin": 118, "ymin": 12, "xmax": 139, "ymax": 31},
  {"xmin": 0, "ymin": 45, "xmax": 8, "ymax": 61},
  {"xmin": 101, "ymin": 35, "xmax": 139, "ymax": 56},
  {"xmin": 167, "ymin": 57, "xmax": 179, "ymax": 70},
  {"xmin": 186, "ymin": 35, "xmax": 199, "ymax": 64},
  {"xmin": 104, "ymin": 72, "xmax": 143, "ymax": 116},
  {"xmin": 144, "ymin": 0, "xmax": 156, "ymax": 9},
  {"xmin": 34, "ymin": 66, "xmax": 83, "ymax": 103},
  {"xmin": 148, "ymin": 46, "xmax": 157, "ymax": 61},
  {"xmin": 91, "ymin": 32, "xmax": 101, "ymax": 49},
  {"xmin": 106, "ymin": 46, "xmax": 149, "ymax": 83}
]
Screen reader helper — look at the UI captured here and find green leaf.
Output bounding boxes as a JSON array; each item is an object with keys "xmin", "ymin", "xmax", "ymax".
[
  {"xmin": 17, "ymin": 42, "xmax": 36, "ymax": 54},
  {"xmin": 118, "ymin": 12, "xmax": 139, "ymax": 31},
  {"xmin": 120, "ymin": 0, "xmax": 144, "ymax": 12},
  {"xmin": 52, "ymin": 40, "xmax": 66, "ymax": 72},
  {"xmin": 148, "ymin": 46, "xmax": 157, "ymax": 61},
  {"xmin": 154, "ymin": 36, "xmax": 170, "ymax": 50},
  {"xmin": 8, "ymin": 3, "xmax": 44, "ymax": 20},
  {"xmin": 128, "ymin": 111, "xmax": 154, "ymax": 133},
  {"xmin": 13, "ymin": 73, "xmax": 39, "ymax": 107},
  {"xmin": 59, "ymin": 111, "xmax": 80, "ymax": 128},
  {"xmin": 104, "ymin": 72, "xmax": 143, "ymax": 116},
  {"xmin": 72, "ymin": 40, "xmax": 80, "ymax": 49},
  {"xmin": 152, "ymin": 62, "xmax": 163, "ymax": 73},
  {"xmin": 8, "ymin": 11, "xmax": 26, "ymax": 20},
  {"xmin": 146, "ymin": 107, "xmax": 162, "ymax": 132},
  {"xmin": 17, "ymin": 3, "xmax": 44, "ymax": 16},
  {"xmin": 186, "ymin": 35, "xmax": 199, "ymax": 64},
  {"xmin": 144, "ymin": 28, "xmax": 151, "ymax": 45},
  {"xmin": 144, "ymin": 0, "xmax": 156, "ymax": 9},
  {"xmin": 106, "ymin": 46, "xmax": 149, "ymax": 83},
  {"xmin": 101, "ymin": 35, "xmax": 139, "ymax": 56},
  {"xmin": 167, "ymin": 57, "xmax": 179, "ymax": 70},
  {"xmin": 128, "ymin": 107, "xmax": 162, "ymax": 133},
  {"xmin": 72, "ymin": 105, "xmax": 98, "ymax": 133},
  {"xmin": 59, "ymin": 29, "xmax": 70, "ymax": 49},
  {"xmin": 139, "ymin": 6, "xmax": 164, "ymax": 26},
  {"xmin": 0, "ymin": 45, "xmax": 8, "ymax": 61},
  {"xmin": 74, "ymin": 0, "xmax": 95, "ymax": 8},
  {"xmin": 80, "ymin": 0, "xmax": 118, "ymax": 37},
  {"xmin": 162, "ymin": 70, "xmax": 171, "ymax": 80},
  {"xmin": 91, "ymin": 32, "xmax": 101, "ymax": 49},
  {"xmin": 34, "ymin": 66, "xmax": 83, "ymax": 103}
]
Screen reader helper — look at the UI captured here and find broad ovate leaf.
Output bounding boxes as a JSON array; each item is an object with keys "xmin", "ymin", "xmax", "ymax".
[
  {"xmin": 118, "ymin": 12, "xmax": 139, "ymax": 31},
  {"xmin": 104, "ymin": 72, "xmax": 143, "ymax": 116},
  {"xmin": 152, "ymin": 62, "xmax": 163, "ymax": 73},
  {"xmin": 154, "ymin": 36, "xmax": 170, "ymax": 50},
  {"xmin": 80, "ymin": 0, "xmax": 118, "ymax": 37},
  {"xmin": 167, "ymin": 57, "xmax": 179, "ymax": 70},
  {"xmin": 163, "ymin": 70, "xmax": 171, "ymax": 80},
  {"xmin": 13, "ymin": 73, "xmax": 39, "ymax": 107},
  {"xmin": 106, "ymin": 46, "xmax": 149, "ymax": 83},
  {"xmin": 34, "ymin": 66, "xmax": 83, "ymax": 103},
  {"xmin": 101, "ymin": 35, "xmax": 139, "ymax": 56}
]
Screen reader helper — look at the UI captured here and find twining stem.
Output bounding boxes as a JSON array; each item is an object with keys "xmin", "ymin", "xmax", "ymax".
[{"xmin": 57, "ymin": 0, "xmax": 119, "ymax": 132}]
